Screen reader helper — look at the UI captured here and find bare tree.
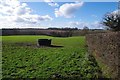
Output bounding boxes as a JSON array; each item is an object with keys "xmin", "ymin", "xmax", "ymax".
[{"xmin": 82, "ymin": 26, "xmax": 89, "ymax": 35}]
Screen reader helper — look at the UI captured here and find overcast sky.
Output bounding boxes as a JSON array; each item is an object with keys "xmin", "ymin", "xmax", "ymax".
[{"xmin": 0, "ymin": 0, "xmax": 118, "ymax": 29}]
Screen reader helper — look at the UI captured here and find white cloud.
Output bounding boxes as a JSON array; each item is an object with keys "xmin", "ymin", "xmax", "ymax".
[
  {"xmin": 44, "ymin": 21, "xmax": 103, "ymax": 29},
  {"xmin": 68, "ymin": 21, "xmax": 87, "ymax": 28},
  {"xmin": 91, "ymin": 15, "xmax": 97, "ymax": 18},
  {"xmin": 44, "ymin": 0, "xmax": 59, "ymax": 7},
  {"xmin": 68, "ymin": 21, "xmax": 103, "ymax": 29},
  {"xmin": 112, "ymin": 10, "xmax": 120, "ymax": 15},
  {"xmin": 55, "ymin": 2, "xmax": 83, "ymax": 18},
  {"xmin": 0, "ymin": 0, "xmax": 53, "ymax": 28},
  {"xmin": 13, "ymin": 3, "xmax": 32, "ymax": 16},
  {"xmin": 7, "ymin": 15, "xmax": 52, "ymax": 24}
]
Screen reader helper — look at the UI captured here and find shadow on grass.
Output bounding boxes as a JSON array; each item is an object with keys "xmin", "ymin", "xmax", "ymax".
[
  {"xmin": 49, "ymin": 45, "xmax": 63, "ymax": 48},
  {"xmin": 14, "ymin": 42, "xmax": 64, "ymax": 48},
  {"xmin": 37, "ymin": 44, "xmax": 64, "ymax": 48}
]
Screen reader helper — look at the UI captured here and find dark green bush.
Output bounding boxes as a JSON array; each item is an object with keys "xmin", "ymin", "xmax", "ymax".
[{"xmin": 102, "ymin": 11, "xmax": 120, "ymax": 31}]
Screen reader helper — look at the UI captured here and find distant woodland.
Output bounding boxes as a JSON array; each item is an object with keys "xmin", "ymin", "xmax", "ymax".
[{"xmin": 1, "ymin": 28, "xmax": 106, "ymax": 37}]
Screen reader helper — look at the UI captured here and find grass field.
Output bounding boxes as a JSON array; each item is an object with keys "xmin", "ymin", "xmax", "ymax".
[{"xmin": 2, "ymin": 35, "xmax": 103, "ymax": 79}]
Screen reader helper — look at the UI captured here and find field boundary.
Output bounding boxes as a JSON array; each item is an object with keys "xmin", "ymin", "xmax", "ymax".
[{"xmin": 86, "ymin": 32, "xmax": 120, "ymax": 78}]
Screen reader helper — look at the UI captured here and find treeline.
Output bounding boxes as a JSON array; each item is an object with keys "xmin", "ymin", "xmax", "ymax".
[
  {"xmin": 1, "ymin": 28, "xmax": 106, "ymax": 37},
  {"xmin": 48, "ymin": 27, "xmax": 78, "ymax": 30},
  {"xmin": 2, "ymin": 28, "xmax": 74, "ymax": 37}
]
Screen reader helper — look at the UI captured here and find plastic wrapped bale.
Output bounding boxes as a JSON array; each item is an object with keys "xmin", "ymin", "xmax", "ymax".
[{"xmin": 37, "ymin": 39, "xmax": 51, "ymax": 46}]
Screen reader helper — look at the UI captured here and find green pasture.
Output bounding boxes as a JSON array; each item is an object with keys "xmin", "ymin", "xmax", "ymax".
[{"xmin": 2, "ymin": 35, "xmax": 103, "ymax": 79}]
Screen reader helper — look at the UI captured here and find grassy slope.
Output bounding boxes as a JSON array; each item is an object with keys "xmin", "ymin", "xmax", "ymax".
[{"xmin": 2, "ymin": 36, "xmax": 102, "ymax": 79}]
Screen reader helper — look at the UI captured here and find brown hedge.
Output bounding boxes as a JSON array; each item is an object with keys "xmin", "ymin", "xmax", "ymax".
[{"xmin": 86, "ymin": 32, "xmax": 120, "ymax": 78}]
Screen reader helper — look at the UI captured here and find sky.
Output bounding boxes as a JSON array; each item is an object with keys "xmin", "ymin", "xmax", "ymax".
[{"xmin": 0, "ymin": 0, "xmax": 118, "ymax": 29}]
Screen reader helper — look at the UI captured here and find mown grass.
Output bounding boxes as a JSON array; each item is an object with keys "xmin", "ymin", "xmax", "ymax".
[{"xmin": 2, "ymin": 35, "xmax": 103, "ymax": 79}]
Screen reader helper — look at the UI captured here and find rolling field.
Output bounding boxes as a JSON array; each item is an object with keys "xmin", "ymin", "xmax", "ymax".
[{"xmin": 2, "ymin": 35, "xmax": 103, "ymax": 79}]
